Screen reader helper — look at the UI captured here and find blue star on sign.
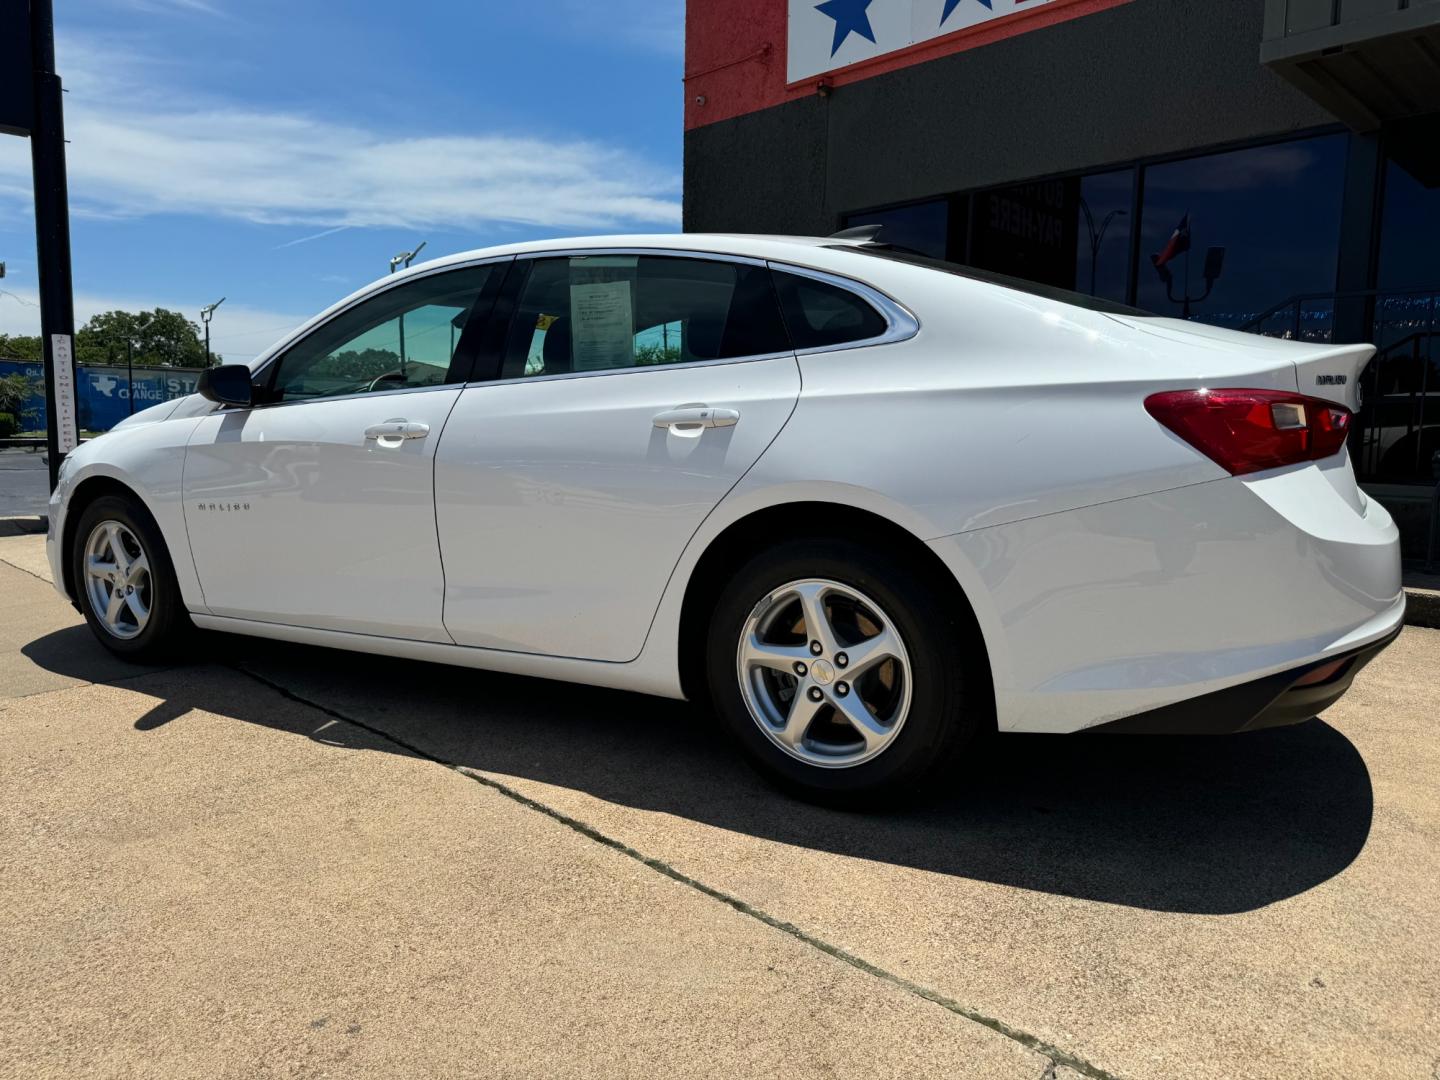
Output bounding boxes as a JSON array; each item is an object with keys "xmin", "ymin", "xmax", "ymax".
[
  {"xmin": 941, "ymin": 0, "xmax": 993, "ymax": 23},
  {"xmin": 815, "ymin": 0, "xmax": 877, "ymax": 56}
]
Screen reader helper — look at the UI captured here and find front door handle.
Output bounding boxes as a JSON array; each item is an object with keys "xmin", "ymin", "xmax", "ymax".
[
  {"xmin": 365, "ymin": 420, "xmax": 430, "ymax": 448},
  {"xmin": 652, "ymin": 405, "xmax": 740, "ymax": 432}
]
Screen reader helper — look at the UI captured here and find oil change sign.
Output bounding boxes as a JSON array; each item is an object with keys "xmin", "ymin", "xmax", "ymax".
[{"xmin": 789, "ymin": 0, "xmax": 1062, "ymax": 82}]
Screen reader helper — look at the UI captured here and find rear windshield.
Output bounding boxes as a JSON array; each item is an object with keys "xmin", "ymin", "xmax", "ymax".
[{"xmin": 828, "ymin": 244, "xmax": 1156, "ymax": 318}]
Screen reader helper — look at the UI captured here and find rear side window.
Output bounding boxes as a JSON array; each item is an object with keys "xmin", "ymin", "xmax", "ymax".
[
  {"xmin": 500, "ymin": 255, "xmax": 790, "ymax": 380},
  {"xmin": 772, "ymin": 270, "xmax": 889, "ymax": 350}
]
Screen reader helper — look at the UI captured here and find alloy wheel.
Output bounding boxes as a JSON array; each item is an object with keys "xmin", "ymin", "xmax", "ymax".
[
  {"xmin": 736, "ymin": 578, "xmax": 913, "ymax": 769},
  {"xmin": 83, "ymin": 520, "xmax": 153, "ymax": 640}
]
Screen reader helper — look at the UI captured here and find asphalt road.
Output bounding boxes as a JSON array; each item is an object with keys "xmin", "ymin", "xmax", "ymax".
[
  {"xmin": 0, "ymin": 448, "xmax": 50, "ymax": 519},
  {"xmin": 0, "ymin": 529, "xmax": 1436, "ymax": 1080}
]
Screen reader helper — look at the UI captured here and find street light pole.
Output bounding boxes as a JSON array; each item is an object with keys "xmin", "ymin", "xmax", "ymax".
[
  {"xmin": 27, "ymin": 0, "xmax": 77, "ymax": 490},
  {"xmin": 387, "ymin": 241, "xmax": 427, "ymax": 376},
  {"xmin": 388, "ymin": 240, "xmax": 427, "ymax": 275},
  {"xmin": 1079, "ymin": 198, "xmax": 1127, "ymax": 297},
  {"xmin": 200, "ymin": 297, "xmax": 225, "ymax": 368}
]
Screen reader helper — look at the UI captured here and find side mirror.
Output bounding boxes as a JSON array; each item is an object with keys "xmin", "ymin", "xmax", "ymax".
[{"xmin": 197, "ymin": 364, "xmax": 254, "ymax": 408}]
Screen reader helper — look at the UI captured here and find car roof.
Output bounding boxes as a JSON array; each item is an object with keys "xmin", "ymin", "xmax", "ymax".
[{"xmin": 394, "ymin": 233, "xmax": 853, "ymax": 274}]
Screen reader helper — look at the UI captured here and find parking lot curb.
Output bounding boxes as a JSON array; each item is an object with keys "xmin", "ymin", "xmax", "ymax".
[
  {"xmin": 0, "ymin": 516, "xmax": 47, "ymax": 537},
  {"xmin": 1404, "ymin": 579, "xmax": 1440, "ymax": 630}
]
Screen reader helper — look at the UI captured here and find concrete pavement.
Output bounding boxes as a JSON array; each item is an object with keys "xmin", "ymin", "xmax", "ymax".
[{"xmin": 1, "ymin": 533, "xmax": 1437, "ymax": 1079}]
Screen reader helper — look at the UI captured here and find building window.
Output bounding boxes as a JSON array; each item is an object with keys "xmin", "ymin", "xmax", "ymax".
[
  {"xmin": 1376, "ymin": 153, "xmax": 1440, "ymax": 294},
  {"xmin": 950, "ymin": 170, "xmax": 1135, "ymax": 305},
  {"xmin": 1134, "ymin": 134, "xmax": 1348, "ymax": 329},
  {"xmin": 1076, "ymin": 171, "xmax": 1134, "ymax": 304},
  {"xmin": 843, "ymin": 199, "xmax": 949, "ymax": 260},
  {"xmin": 968, "ymin": 178, "xmax": 1081, "ymax": 291}
]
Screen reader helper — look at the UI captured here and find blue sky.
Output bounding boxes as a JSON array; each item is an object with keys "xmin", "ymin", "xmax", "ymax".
[{"xmin": 0, "ymin": 0, "xmax": 684, "ymax": 359}]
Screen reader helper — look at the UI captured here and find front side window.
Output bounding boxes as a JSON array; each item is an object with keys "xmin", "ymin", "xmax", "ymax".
[
  {"xmin": 267, "ymin": 264, "xmax": 498, "ymax": 402},
  {"xmin": 500, "ymin": 255, "xmax": 790, "ymax": 379}
]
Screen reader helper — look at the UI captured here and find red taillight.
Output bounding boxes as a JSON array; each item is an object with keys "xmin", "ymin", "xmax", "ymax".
[{"xmin": 1144, "ymin": 389, "xmax": 1352, "ymax": 476}]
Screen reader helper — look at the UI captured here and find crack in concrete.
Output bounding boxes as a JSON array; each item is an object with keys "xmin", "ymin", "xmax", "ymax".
[
  {"xmin": 233, "ymin": 662, "xmax": 1127, "ymax": 1080},
  {"xmin": 0, "ymin": 555, "xmax": 52, "ymax": 586}
]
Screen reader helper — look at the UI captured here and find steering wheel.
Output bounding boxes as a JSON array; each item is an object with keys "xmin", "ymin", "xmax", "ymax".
[{"xmin": 365, "ymin": 371, "xmax": 408, "ymax": 393}]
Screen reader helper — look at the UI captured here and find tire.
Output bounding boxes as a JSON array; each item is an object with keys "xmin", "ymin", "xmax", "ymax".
[
  {"xmin": 705, "ymin": 537, "xmax": 987, "ymax": 806},
  {"xmin": 70, "ymin": 493, "xmax": 192, "ymax": 662}
]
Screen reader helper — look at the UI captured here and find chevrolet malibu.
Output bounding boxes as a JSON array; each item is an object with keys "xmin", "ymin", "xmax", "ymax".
[{"xmin": 47, "ymin": 233, "xmax": 1404, "ymax": 802}]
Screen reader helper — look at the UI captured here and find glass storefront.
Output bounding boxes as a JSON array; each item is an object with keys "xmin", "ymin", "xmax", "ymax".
[
  {"xmin": 845, "ymin": 131, "xmax": 1350, "ymax": 327},
  {"xmin": 1134, "ymin": 135, "xmax": 1348, "ymax": 329},
  {"xmin": 844, "ymin": 129, "xmax": 1440, "ymax": 558},
  {"xmin": 1076, "ymin": 170, "xmax": 1134, "ymax": 305},
  {"xmin": 844, "ymin": 199, "xmax": 949, "ymax": 260},
  {"xmin": 1377, "ymin": 139, "xmax": 1440, "ymax": 294}
]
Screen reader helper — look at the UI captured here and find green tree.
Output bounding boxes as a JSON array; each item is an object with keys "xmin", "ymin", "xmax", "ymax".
[
  {"xmin": 634, "ymin": 342, "xmax": 682, "ymax": 367},
  {"xmin": 76, "ymin": 308, "xmax": 218, "ymax": 368},
  {"xmin": 0, "ymin": 334, "xmax": 43, "ymax": 361},
  {"xmin": 0, "ymin": 371, "xmax": 39, "ymax": 434},
  {"xmin": 312, "ymin": 348, "xmax": 401, "ymax": 382},
  {"xmin": 0, "ymin": 372, "xmax": 30, "ymax": 415}
]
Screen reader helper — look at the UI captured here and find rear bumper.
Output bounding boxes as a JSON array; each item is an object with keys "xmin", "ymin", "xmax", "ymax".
[
  {"xmin": 1089, "ymin": 624, "xmax": 1401, "ymax": 734},
  {"xmin": 927, "ymin": 460, "xmax": 1403, "ymax": 734}
]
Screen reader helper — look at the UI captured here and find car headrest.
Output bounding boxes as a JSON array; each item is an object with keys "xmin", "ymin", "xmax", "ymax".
[{"xmin": 542, "ymin": 317, "xmax": 572, "ymax": 374}]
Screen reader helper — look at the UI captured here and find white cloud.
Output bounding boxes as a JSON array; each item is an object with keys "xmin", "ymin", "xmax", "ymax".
[
  {"xmin": 109, "ymin": 0, "xmax": 226, "ymax": 15},
  {"xmin": 1, "ymin": 285, "xmax": 304, "ymax": 362},
  {"xmin": 0, "ymin": 36, "xmax": 681, "ymax": 233}
]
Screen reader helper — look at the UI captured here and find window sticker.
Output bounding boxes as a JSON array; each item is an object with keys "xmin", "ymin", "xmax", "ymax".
[{"xmin": 570, "ymin": 280, "xmax": 635, "ymax": 371}]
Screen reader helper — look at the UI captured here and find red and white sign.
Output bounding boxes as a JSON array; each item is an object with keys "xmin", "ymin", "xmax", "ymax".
[
  {"xmin": 685, "ymin": 0, "xmax": 1132, "ymax": 130},
  {"xmin": 789, "ymin": 0, "xmax": 1058, "ymax": 82}
]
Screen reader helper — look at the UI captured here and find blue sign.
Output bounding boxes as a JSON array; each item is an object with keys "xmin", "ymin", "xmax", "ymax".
[{"xmin": 0, "ymin": 359, "xmax": 201, "ymax": 433}]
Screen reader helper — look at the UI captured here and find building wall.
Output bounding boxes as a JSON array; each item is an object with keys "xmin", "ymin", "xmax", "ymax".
[{"xmin": 684, "ymin": 0, "xmax": 1338, "ymax": 234}]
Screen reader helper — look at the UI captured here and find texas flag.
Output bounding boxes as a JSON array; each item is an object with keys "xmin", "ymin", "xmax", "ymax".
[{"xmin": 1152, "ymin": 214, "xmax": 1191, "ymax": 269}]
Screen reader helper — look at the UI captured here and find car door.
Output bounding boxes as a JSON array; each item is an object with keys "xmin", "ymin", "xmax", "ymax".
[
  {"xmin": 183, "ymin": 260, "xmax": 508, "ymax": 641},
  {"xmin": 435, "ymin": 250, "xmax": 800, "ymax": 662}
]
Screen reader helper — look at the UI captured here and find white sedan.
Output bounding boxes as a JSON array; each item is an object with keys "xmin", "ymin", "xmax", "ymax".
[{"xmin": 47, "ymin": 233, "xmax": 1404, "ymax": 802}]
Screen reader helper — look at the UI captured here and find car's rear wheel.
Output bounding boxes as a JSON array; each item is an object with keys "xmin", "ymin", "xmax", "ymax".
[
  {"xmin": 72, "ymin": 494, "xmax": 191, "ymax": 661},
  {"xmin": 706, "ymin": 537, "xmax": 986, "ymax": 805}
]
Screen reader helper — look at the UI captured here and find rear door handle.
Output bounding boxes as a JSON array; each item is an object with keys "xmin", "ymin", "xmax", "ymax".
[
  {"xmin": 365, "ymin": 420, "xmax": 430, "ymax": 447},
  {"xmin": 652, "ymin": 405, "xmax": 740, "ymax": 432}
]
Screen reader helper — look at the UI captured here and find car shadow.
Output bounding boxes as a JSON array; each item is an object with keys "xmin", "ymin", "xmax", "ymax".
[{"xmin": 21, "ymin": 626, "xmax": 1375, "ymax": 916}]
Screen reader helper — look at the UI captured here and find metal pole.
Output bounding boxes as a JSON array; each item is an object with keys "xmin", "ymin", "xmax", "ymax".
[
  {"xmin": 28, "ymin": 0, "xmax": 77, "ymax": 491},
  {"xmin": 126, "ymin": 339, "xmax": 134, "ymax": 417},
  {"xmin": 199, "ymin": 298, "xmax": 224, "ymax": 368}
]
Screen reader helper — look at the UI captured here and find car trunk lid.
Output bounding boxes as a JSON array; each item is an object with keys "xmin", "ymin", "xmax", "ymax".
[{"xmin": 1104, "ymin": 315, "xmax": 1374, "ymax": 412}]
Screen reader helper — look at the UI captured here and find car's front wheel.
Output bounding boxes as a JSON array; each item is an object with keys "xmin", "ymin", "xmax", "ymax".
[
  {"xmin": 706, "ymin": 537, "xmax": 986, "ymax": 805},
  {"xmin": 71, "ymin": 494, "xmax": 191, "ymax": 661}
]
